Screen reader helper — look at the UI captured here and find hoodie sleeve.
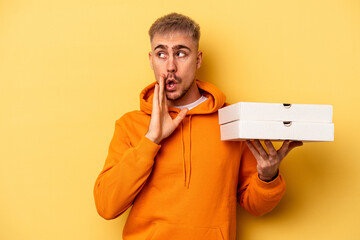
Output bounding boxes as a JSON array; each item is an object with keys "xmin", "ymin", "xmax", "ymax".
[
  {"xmin": 237, "ymin": 142, "xmax": 286, "ymax": 216},
  {"xmin": 93, "ymin": 117, "xmax": 161, "ymax": 220}
]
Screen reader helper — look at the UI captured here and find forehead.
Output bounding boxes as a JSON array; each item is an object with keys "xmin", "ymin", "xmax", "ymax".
[{"xmin": 151, "ymin": 31, "xmax": 196, "ymax": 50}]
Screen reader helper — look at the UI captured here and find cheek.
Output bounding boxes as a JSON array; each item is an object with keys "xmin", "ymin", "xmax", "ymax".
[
  {"xmin": 151, "ymin": 63, "xmax": 163, "ymax": 77},
  {"xmin": 152, "ymin": 59, "xmax": 166, "ymax": 71},
  {"xmin": 182, "ymin": 61, "xmax": 197, "ymax": 75}
]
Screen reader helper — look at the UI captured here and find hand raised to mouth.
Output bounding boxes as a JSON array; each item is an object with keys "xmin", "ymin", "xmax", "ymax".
[{"xmin": 145, "ymin": 74, "xmax": 188, "ymax": 144}]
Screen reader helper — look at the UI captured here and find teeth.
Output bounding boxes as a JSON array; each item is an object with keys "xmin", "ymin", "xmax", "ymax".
[{"xmin": 167, "ymin": 81, "xmax": 175, "ymax": 87}]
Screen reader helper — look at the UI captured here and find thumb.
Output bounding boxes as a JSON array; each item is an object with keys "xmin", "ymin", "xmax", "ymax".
[
  {"xmin": 282, "ymin": 141, "xmax": 303, "ymax": 158},
  {"xmin": 173, "ymin": 108, "xmax": 189, "ymax": 127},
  {"xmin": 287, "ymin": 141, "xmax": 303, "ymax": 153}
]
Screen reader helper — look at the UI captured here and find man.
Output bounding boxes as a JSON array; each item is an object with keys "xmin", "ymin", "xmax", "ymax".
[{"xmin": 94, "ymin": 13, "xmax": 302, "ymax": 240}]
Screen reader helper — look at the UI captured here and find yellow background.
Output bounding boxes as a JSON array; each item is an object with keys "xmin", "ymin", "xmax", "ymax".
[{"xmin": 1, "ymin": 0, "xmax": 359, "ymax": 239}]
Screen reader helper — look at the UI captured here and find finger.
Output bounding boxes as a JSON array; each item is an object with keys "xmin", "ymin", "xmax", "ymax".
[
  {"xmin": 252, "ymin": 139, "xmax": 268, "ymax": 159},
  {"xmin": 164, "ymin": 97, "xmax": 169, "ymax": 112},
  {"xmin": 285, "ymin": 141, "xmax": 303, "ymax": 156},
  {"xmin": 278, "ymin": 140, "xmax": 291, "ymax": 157},
  {"xmin": 264, "ymin": 140, "xmax": 277, "ymax": 157},
  {"xmin": 153, "ymin": 83, "xmax": 159, "ymax": 110},
  {"xmin": 245, "ymin": 140, "xmax": 260, "ymax": 157},
  {"xmin": 159, "ymin": 74, "xmax": 165, "ymax": 109},
  {"xmin": 172, "ymin": 108, "xmax": 188, "ymax": 127}
]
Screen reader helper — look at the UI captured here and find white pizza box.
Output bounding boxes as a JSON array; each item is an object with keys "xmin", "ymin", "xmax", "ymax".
[
  {"xmin": 218, "ymin": 102, "xmax": 333, "ymax": 125},
  {"xmin": 220, "ymin": 120, "xmax": 334, "ymax": 141}
]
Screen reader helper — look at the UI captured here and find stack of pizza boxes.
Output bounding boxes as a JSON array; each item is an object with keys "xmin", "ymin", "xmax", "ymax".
[{"xmin": 218, "ymin": 102, "xmax": 334, "ymax": 141}]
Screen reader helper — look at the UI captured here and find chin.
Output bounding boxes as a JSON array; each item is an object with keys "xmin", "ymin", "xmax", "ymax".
[
  {"xmin": 166, "ymin": 91, "xmax": 184, "ymax": 102},
  {"xmin": 166, "ymin": 93, "xmax": 181, "ymax": 101},
  {"xmin": 165, "ymin": 84, "xmax": 191, "ymax": 103}
]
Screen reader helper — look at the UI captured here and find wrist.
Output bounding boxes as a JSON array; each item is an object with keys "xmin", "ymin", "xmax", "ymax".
[
  {"xmin": 258, "ymin": 170, "xmax": 279, "ymax": 182},
  {"xmin": 145, "ymin": 132, "xmax": 161, "ymax": 144}
]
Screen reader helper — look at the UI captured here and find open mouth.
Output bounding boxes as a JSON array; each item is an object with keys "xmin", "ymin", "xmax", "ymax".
[
  {"xmin": 164, "ymin": 73, "xmax": 181, "ymax": 91},
  {"xmin": 166, "ymin": 79, "xmax": 177, "ymax": 91}
]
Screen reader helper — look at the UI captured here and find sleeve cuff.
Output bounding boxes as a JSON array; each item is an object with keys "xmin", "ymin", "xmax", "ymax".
[
  {"xmin": 135, "ymin": 136, "xmax": 162, "ymax": 160},
  {"xmin": 254, "ymin": 172, "xmax": 284, "ymax": 190}
]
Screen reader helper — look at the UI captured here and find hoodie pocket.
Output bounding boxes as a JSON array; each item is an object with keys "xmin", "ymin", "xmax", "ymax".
[{"xmin": 146, "ymin": 223, "xmax": 224, "ymax": 240}]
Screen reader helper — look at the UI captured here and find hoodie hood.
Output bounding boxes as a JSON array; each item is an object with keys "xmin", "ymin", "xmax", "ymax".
[
  {"xmin": 140, "ymin": 79, "xmax": 226, "ymax": 114},
  {"xmin": 139, "ymin": 79, "xmax": 226, "ymax": 188}
]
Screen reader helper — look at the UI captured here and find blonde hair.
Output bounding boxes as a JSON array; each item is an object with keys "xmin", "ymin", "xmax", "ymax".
[{"xmin": 148, "ymin": 13, "xmax": 200, "ymax": 48}]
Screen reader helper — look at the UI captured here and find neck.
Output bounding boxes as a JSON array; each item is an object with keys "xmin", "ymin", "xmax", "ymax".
[{"xmin": 167, "ymin": 81, "xmax": 201, "ymax": 106}]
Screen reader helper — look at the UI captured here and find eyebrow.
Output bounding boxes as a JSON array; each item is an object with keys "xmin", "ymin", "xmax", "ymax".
[
  {"xmin": 154, "ymin": 44, "xmax": 191, "ymax": 51},
  {"xmin": 173, "ymin": 45, "xmax": 191, "ymax": 51}
]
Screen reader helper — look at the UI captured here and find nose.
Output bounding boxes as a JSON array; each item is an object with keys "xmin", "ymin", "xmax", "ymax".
[{"xmin": 167, "ymin": 56, "xmax": 177, "ymax": 73}]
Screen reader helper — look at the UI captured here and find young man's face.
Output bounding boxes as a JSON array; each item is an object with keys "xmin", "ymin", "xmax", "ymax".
[{"xmin": 149, "ymin": 31, "xmax": 202, "ymax": 105}]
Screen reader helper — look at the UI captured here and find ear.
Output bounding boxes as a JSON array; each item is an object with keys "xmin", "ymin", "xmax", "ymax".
[
  {"xmin": 149, "ymin": 51, "xmax": 153, "ymax": 70},
  {"xmin": 196, "ymin": 51, "xmax": 203, "ymax": 69}
]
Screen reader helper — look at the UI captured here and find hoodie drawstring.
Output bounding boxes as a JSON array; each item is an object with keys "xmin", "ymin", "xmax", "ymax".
[
  {"xmin": 181, "ymin": 115, "xmax": 193, "ymax": 189},
  {"xmin": 180, "ymin": 122, "xmax": 185, "ymax": 186}
]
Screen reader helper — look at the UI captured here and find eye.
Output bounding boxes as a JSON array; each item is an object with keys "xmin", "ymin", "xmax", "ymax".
[
  {"xmin": 157, "ymin": 52, "xmax": 166, "ymax": 58},
  {"xmin": 177, "ymin": 52, "xmax": 186, "ymax": 57}
]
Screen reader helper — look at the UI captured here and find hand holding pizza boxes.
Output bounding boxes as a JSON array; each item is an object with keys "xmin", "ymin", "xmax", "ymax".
[{"xmin": 218, "ymin": 102, "xmax": 334, "ymax": 141}]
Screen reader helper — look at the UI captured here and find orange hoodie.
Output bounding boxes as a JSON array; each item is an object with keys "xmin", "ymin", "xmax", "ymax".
[{"xmin": 94, "ymin": 80, "xmax": 286, "ymax": 240}]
